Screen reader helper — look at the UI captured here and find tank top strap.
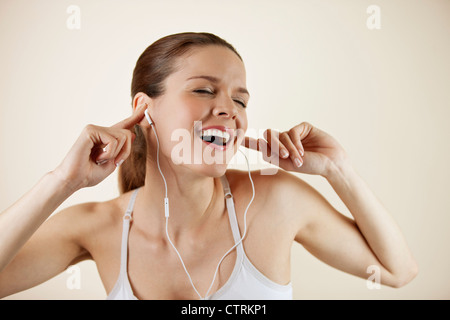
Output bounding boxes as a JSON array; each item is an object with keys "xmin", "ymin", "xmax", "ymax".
[
  {"xmin": 118, "ymin": 188, "xmax": 140, "ymax": 275},
  {"xmin": 124, "ymin": 188, "xmax": 139, "ymax": 220},
  {"xmin": 220, "ymin": 174, "xmax": 244, "ymax": 255}
]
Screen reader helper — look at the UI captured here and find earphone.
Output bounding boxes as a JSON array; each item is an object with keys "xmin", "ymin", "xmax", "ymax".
[
  {"xmin": 144, "ymin": 108, "xmax": 153, "ymax": 126},
  {"xmin": 144, "ymin": 107, "xmax": 255, "ymax": 299}
]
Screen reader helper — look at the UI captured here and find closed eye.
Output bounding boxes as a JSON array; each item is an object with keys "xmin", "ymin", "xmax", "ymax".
[
  {"xmin": 234, "ymin": 99, "xmax": 246, "ymax": 108},
  {"xmin": 194, "ymin": 89, "xmax": 247, "ymax": 108},
  {"xmin": 194, "ymin": 89, "xmax": 214, "ymax": 95}
]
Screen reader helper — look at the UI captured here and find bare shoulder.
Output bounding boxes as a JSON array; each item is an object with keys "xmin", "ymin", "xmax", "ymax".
[
  {"xmin": 225, "ymin": 167, "xmax": 313, "ymax": 204},
  {"xmin": 0, "ymin": 192, "xmax": 132, "ymax": 297},
  {"xmin": 225, "ymin": 168, "xmax": 327, "ymax": 237},
  {"xmin": 51, "ymin": 198, "xmax": 118, "ymax": 228},
  {"xmin": 48, "ymin": 191, "xmax": 132, "ymax": 252}
]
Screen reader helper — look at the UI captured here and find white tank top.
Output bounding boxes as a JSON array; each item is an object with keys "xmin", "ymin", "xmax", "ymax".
[{"xmin": 106, "ymin": 174, "xmax": 293, "ymax": 300}]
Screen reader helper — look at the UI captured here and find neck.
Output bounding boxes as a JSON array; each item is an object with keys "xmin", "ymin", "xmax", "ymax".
[{"xmin": 138, "ymin": 157, "xmax": 226, "ymax": 235}]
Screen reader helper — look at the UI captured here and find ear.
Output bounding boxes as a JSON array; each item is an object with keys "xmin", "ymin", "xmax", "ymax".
[
  {"xmin": 132, "ymin": 92, "xmax": 152, "ymax": 111},
  {"xmin": 132, "ymin": 92, "xmax": 155, "ymax": 128}
]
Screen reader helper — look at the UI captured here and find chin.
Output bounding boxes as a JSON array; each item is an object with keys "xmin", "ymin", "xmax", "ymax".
[{"xmin": 192, "ymin": 163, "xmax": 229, "ymax": 178}]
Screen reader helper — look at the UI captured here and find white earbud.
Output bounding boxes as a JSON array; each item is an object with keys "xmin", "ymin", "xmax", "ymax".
[{"xmin": 144, "ymin": 109, "xmax": 154, "ymax": 126}]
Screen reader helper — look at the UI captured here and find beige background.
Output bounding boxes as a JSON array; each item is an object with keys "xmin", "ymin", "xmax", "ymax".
[{"xmin": 1, "ymin": 0, "xmax": 449, "ymax": 299}]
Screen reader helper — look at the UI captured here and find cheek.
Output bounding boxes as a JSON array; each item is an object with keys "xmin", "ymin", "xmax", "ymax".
[
  {"xmin": 158, "ymin": 96, "xmax": 199, "ymax": 128},
  {"xmin": 238, "ymin": 112, "xmax": 248, "ymax": 131},
  {"xmin": 161, "ymin": 106, "xmax": 200, "ymax": 144},
  {"xmin": 174, "ymin": 94, "xmax": 205, "ymax": 119}
]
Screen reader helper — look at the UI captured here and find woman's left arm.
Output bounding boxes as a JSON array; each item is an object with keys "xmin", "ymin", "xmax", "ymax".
[{"xmin": 242, "ymin": 122, "xmax": 418, "ymax": 287}]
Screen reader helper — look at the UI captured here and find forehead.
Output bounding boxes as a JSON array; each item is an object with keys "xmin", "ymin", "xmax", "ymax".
[{"xmin": 171, "ymin": 45, "xmax": 247, "ymax": 84}]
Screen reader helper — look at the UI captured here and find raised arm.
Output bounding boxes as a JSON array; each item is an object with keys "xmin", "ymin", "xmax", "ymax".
[
  {"xmin": 0, "ymin": 103, "xmax": 146, "ymax": 297},
  {"xmin": 242, "ymin": 122, "xmax": 418, "ymax": 288},
  {"xmin": 284, "ymin": 165, "xmax": 417, "ymax": 288}
]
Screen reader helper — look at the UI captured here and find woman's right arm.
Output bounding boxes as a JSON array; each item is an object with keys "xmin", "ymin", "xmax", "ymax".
[
  {"xmin": 0, "ymin": 172, "xmax": 87, "ymax": 297},
  {"xmin": 0, "ymin": 103, "xmax": 147, "ymax": 297}
]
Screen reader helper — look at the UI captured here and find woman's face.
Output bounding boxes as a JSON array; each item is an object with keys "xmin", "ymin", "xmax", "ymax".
[{"xmin": 148, "ymin": 45, "xmax": 249, "ymax": 176}]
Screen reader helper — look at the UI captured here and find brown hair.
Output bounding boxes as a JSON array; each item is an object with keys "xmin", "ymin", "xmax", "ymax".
[{"xmin": 118, "ymin": 32, "xmax": 242, "ymax": 194}]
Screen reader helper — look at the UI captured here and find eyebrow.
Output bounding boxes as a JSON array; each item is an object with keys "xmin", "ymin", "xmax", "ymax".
[{"xmin": 186, "ymin": 75, "xmax": 250, "ymax": 97}]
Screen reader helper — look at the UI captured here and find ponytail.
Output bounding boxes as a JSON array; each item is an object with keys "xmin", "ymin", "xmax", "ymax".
[{"xmin": 118, "ymin": 124, "xmax": 147, "ymax": 194}]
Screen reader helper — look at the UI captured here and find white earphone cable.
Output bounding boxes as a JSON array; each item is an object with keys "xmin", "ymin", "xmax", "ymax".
[
  {"xmin": 151, "ymin": 123, "xmax": 255, "ymax": 299},
  {"xmin": 204, "ymin": 148, "xmax": 254, "ymax": 298}
]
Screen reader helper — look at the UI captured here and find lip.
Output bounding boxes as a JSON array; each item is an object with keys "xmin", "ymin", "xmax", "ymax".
[
  {"xmin": 197, "ymin": 125, "xmax": 236, "ymax": 151},
  {"xmin": 200, "ymin": 125, "xmax": 235, "ymax": 137},
  {"xmin": 201, "ymin": 138, "xmax": 229, "ymax": 150}
]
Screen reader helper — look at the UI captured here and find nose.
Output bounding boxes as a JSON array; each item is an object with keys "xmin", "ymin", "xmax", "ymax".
[{"xmin": 212, "ymin": 96, "xmax": 238, "ymax": 120}]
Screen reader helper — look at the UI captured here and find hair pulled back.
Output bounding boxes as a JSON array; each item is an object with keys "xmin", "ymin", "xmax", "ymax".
[{"xmin": 118, "ymin": 32, "xmax": 242, "ymax": 194}]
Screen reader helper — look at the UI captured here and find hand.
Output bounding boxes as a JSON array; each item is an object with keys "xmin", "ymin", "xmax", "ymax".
[
  {"xmin": 53, "ymin": 103, "xmax": 147, "ymax": 191},
  {"xmin": 241, "ymin": 122, "xmax": 349, "ymax": 177}
]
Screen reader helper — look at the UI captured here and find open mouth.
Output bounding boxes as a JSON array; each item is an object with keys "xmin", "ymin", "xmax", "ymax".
[{"xmin": 198, "ymin": 128, "xmax": 235, "ymax": 150}]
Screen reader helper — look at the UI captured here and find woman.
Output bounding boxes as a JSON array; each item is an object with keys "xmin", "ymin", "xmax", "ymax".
[{"xmin": 0, "ymin": 32, "xmax": 417, "ymax": 300}]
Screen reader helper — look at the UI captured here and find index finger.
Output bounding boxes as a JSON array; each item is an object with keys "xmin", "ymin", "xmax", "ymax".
[
  {"xmin": 241, "ymin": 136, "xmax": 261, "ymax": 151},
  {"xmin": 112, "ymin": 104, "xmax": 147, "ymax": 129}
]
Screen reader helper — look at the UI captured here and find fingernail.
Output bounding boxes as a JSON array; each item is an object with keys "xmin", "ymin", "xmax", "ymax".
[
  {"xmin": 294, "ymin": 158, "xmax": 302, "ymax": 167},
  {"xmin": 116, "ymin": 159, "xmax": 124, "ymax": 167},
  {"xmin": 281, "ymin": 149, "xmax": 289, "ymax": 158}
]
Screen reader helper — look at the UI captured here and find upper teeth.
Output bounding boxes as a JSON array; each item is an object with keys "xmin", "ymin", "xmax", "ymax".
[{"xmin": 201, "ymin": 129, "xmax": 231, "ymax": 142}]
